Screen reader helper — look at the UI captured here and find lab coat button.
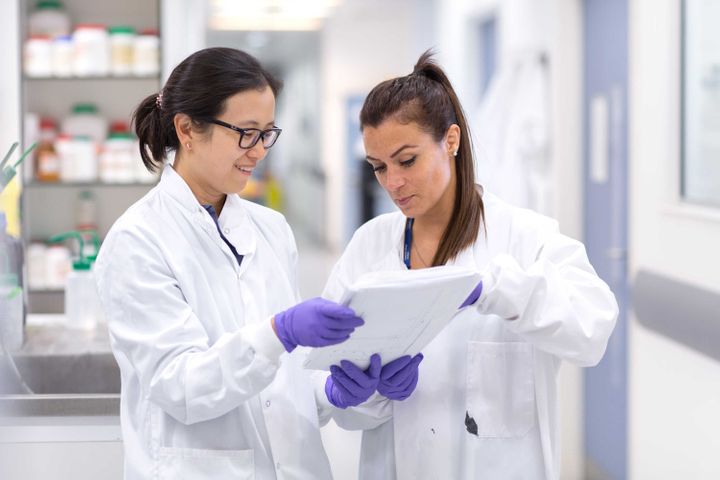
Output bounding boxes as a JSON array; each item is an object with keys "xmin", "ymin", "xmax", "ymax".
[
  {"xmin": 265, "ymin": 400, "xmax": 271, "ymax": 408},
  {"xmin": 223, "ymin": 228, "xmax": 230, "ymax": 235}
]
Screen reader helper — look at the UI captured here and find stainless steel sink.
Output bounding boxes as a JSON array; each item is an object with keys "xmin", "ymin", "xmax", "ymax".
[
  {"xmin": 10, "ymin": 352, "xmax": 120, "ymax": 394},
  {"xmin": 1, "ymin": 321, "xmax": 120, "ymax": 395}
]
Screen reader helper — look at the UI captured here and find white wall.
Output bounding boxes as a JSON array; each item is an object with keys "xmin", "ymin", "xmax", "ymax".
[{"xmin": 629, "ymin": 0, "xmax": 720, "ymax": 478}]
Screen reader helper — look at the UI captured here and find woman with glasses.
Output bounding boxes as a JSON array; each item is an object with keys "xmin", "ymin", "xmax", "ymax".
[
  {"xmin": 321, "ymin": 51, "xmax": 618, "ymax": 479},
  {"xmin": 94, "ymin": 47, "xmax": 363, "ymax": 479}
]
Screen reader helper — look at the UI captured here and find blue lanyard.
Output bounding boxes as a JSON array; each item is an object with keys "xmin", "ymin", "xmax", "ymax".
[{"xmin": 403, "ymin": 217, "xmax": 414, "ymax": 269}]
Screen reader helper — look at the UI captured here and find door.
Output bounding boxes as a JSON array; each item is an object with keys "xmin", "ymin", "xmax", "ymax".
[{"xmin": 583, "ymin": 0, "xmax": 628, "ymax": 478}]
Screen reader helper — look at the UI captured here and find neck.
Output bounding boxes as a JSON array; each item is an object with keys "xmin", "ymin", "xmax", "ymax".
[
  {"xmin": 173, "ymin": 158, "xmax": 226, "ymax": 215},
  {"xmin": 413, "ymin": 181, "xmax": 456, "ymax": 243}
]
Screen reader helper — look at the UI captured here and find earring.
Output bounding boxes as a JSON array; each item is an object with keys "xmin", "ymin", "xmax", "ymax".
[
  {"xmin": 453, "ymin": 150, "xmax": 458, "ymax": 157},
  {"xmin": 186, "ymin": 143, "xmax": 191, "ymax": 150}
]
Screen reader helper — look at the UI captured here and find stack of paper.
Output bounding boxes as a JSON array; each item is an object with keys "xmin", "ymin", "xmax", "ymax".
[{"xmin": 303, "ymin": 266, "xmax": 482, "ymax": 370}]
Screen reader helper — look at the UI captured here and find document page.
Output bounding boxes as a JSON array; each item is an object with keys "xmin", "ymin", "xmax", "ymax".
[{"xmin": 303, "ymin": 266, "xmax": 481, "ymax": 370}]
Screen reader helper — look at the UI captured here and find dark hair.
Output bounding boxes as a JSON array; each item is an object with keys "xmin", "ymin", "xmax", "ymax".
[
  {"xmin": 359, "ymin": 49, "xmax": 485, "ymax": 266},
  {"xmin": 133, "ymin": 47, "xmax": 282, "ymax": 172}
]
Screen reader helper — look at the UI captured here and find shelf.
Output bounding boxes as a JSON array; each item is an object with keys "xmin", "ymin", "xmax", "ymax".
[
  {"xmin": 24, "ymin": 181, "xmax": 156, "ymax": 188},
  {"xmin": 29, "ymin": 289, "xmax": 65, "ymax": 294},
  {"xmin": 24, "ymin": 75, "xmax": 160, "ymax": 81}
]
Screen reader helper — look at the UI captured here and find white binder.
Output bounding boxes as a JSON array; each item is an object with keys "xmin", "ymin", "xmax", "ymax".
[{"xmin": 303, "ymin": 266, "xmax": 481, "ymax": 370}]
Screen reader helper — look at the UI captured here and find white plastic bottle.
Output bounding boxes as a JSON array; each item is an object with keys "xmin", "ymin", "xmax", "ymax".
[
  {"xmin": 24, "ymin": 35, "xmax": 53, "ymax": 77},
  {"xmin": 65, "ymin": 260, "xmax": 98, "ymax": 330},
  {"xmin": 109, "ymin": 26, "xmax": 136, "ymax": 76},
  {"xmin": 49, "ymin": 231, "xmax": 101, "ymax": 330},
  {"xmin": 28, "ymin": 0, "xmax": 71, "ymax": 38},
  {"xmin": 62, "ymin": 103, "xmax": 107, "ymax": 145},
  {"xmin": 51, "ymin": 35, "xmax": 74, "ymax": 77},
  {"xmin": 132, "ymin": 29, "xmax": 160, "ymax": 76},
  {"xmin": 100, "ymin": 128, "xmax": 135, "ymax": 183},
  {"xmin": 73, "ymin": 24, "xmax": 110, "ymax": 77}
]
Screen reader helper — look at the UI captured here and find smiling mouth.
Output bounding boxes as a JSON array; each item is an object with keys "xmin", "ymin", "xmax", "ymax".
[{"xmin": 235, "ymin": 165, "xmax": 253, "ymax": 174}]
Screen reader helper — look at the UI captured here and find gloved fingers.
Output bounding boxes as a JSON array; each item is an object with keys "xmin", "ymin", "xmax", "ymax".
[
  {"xmin": 330, "ymin": 366, "xmax": 366, "ymax": 397},
  {"xmin": 384, "ymin": 372, "xmax": 419, "ymax": 400},
  {"xmin": 325, "ymin": 377, "xmax": 352, "ymax": 409},
  {"xmin": 318, "ymin": 301, "xmax": 363, "ymax": 320},
  {"xmin": 388, "ymin": 369, "xmax": 418, "ymax": 392},
  {"xmin": 382, "ymin": 354, "xmax": 423, "ymax": 384},
  {"xmin": 380, "ymin": 356, "xmax": 413, "ymax": 380},
  {"xmin": 316, "ymin": 328, "xmax": 352, "ymax": 341},
  {"xmin": 318, "ymin": 334, "xmax": 351, "ymax": 345},
  {"xmin": 339, "ymin": 359, "xmax": 378, "ymax": 389},
  {"xmin": 321, "ymin": 321, "xmax": 363, "ymax": 335},
  {"xmin": 367, "ymin": 353, "xmax": 382, "ymax": 379},
  {"xmin": 323, "ymin": 313, "xmax": 364, "ymax": 329}
]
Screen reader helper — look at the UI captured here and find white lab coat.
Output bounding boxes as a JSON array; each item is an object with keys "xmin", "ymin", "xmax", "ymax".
[
  {"xmin": 95, "ymin": 165, "xmax": 333, "ymax": 480},
  {"xmin": 321, "ymin": 192, "xmax": 618, "ymax": 480},
  {"xmin": 474, "ymin": 52, "xmax": 552, "ymax": 216}
]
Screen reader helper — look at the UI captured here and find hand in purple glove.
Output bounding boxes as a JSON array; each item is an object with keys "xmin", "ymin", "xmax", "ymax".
[
  {"xmin": 325, "ymin": 354, "xmax": 382, "ymax": 409},
  {"xmin": 377, "ymin": 353, "xmax": 424, "ymax": 401},
  {"xmin": 459, "ymin": 281, "xmax": 483, "ymax": 308},
  {"xmin": 274, "ymin": 297, "xmax": 364, "ymax": 352}
]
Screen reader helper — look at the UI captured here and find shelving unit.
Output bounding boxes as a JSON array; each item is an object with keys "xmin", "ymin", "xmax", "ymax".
[{"xmin": 19, "ymin": 0, "xmax": 162, "ymax": 313}]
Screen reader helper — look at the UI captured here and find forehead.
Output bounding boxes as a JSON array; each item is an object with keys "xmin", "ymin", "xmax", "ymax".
[
  {"xmin": 362, "ymin": 119, "xmax": 433, "ymax": 155},
  {"xmin": 222, "ymin": 87, "xmax": 276, "ymax": 124}
]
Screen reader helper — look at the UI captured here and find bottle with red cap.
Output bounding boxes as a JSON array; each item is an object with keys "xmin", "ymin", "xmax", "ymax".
[
  {"xmin": 100, "ymin": 121, "xmax": 136, "ymax": 183},
  {"xmin": 133, "ymin": 29, "xmax": 159, "ymax": 77},
  {"xmin": 73, "ymin": 24, "xmax": 110, "ymax": 77}
]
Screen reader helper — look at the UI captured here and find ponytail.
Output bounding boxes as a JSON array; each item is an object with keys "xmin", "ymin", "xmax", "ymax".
[{"xmin": 133, "ymin": 92, "xmax": 178, "ymax": 173}]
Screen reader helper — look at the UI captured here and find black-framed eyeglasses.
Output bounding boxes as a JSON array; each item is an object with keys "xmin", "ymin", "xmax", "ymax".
[{"xmin": 204, "ymin": 118, "xmax": 282, "ymax": 149}]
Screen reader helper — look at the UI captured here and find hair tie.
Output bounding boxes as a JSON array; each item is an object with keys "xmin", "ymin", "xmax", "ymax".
[{"xmin": 155, "ymin": 91, "xmax": 164, "ymax": 110}]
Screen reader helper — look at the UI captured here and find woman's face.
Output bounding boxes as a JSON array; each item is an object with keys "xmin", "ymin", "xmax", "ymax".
[
  {"xmin": 363, "ymin": 118, "xmax": 458, "ymax": 220},
  {"xmin": 187, "ymin": 86, "xmax": 276, "ymax": 196}
]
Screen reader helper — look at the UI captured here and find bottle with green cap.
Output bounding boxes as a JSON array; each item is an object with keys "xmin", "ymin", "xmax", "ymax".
[
  {"xmin": 29, "ymin": 0, "xmax": 71, "ymax": 38},
  {"xmin": 49, "ymin": 230, "xmax": 102, "ymax": 330},
  {"xmin": 61, "ymin": 102, "xmax": 107, "ymax": 145}
]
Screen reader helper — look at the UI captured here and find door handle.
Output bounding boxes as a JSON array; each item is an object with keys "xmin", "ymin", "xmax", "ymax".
[{"xmin": 605, "ymin": 247, "xmax": 626, "ymax": 260}]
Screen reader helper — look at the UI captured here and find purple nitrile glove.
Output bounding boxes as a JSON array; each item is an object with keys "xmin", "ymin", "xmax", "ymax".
[
  {"xmin": 274, "ymin": 297, "xmax": 364, "ymax": 353},
  {"xmin": 459, "ymin": 281, "xmax": 483, "ymax": 308},
  {"xmin": 377, "ymin": 353, "xmax": 424, "ymax": 401},
  {"xmin": 325, "ymin": 354, "xmax": 382, "ymax": 409}
]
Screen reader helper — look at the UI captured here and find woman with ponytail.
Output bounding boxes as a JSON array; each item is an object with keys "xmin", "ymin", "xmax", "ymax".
[
  {"xmin": 94, "ymin": 48, "xmax": 367, "ymax": 479},
  {"xmin": 321, "ymin": 50, "xmax": 618, "ymax": 479}
]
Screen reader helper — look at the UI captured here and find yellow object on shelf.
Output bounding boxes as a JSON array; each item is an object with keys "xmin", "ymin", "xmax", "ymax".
[{"xmin": 0, "ymin": 177, "xmax": 21, "ymax": 237}]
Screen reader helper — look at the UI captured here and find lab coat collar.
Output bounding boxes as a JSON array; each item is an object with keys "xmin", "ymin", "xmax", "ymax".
[
  {"xmin": 159, "ymin": 164, "xmax": 206, "ymax": 214},
  {"xmin": 159, "ymin": 164, "xmax": 257, "ymax": 258}
]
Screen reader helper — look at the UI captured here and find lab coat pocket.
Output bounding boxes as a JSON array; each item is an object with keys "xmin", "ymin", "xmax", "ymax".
[
  {"xmin": 158, "ymin": 447, "xmax": 254, "ymax": 479},
  {"xmin": 465, "ymin": 342, "xmax": 535, "ymax": 438}
]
